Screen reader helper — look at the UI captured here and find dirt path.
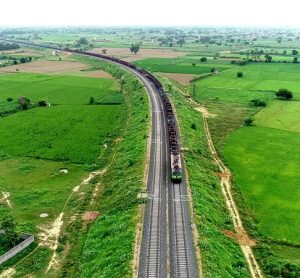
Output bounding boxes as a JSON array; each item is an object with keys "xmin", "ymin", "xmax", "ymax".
[
  {"xmin": 200, "ymin": 108, "xmax": 263, "ymax": 278},
  {"xmin": 1, "ymin": 192, "xmax": 12, "ymax": 209}
]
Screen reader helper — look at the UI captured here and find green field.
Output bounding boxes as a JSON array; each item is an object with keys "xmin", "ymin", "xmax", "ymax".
[
  {"xmin": 195, "ymin": 63, "xmax": 300, "ymax": 96},
  {"xmin": 0, "ymin": 73, "xmax": 124, "ymax": 164},
  {"xmin": 134, "ymin": 57, "xmax": 233, "ymax": 74},
  {"xmin": 225, "ymin": 125, "xmax": 300, "ymax": 243},
  {"xmin": 0, "ymin": 71, "xmax": 127, "ymax": 275}
]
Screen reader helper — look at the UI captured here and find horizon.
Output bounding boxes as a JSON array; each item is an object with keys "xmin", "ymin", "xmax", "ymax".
[{"xmin": 1, "ymin": 0, "xmax": 300, "ymax": 28}]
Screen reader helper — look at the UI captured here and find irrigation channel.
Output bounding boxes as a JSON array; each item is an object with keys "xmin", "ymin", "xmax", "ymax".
[{"xmin": 1, "ymin": 38, "xmax": 199, "ymax": 278}]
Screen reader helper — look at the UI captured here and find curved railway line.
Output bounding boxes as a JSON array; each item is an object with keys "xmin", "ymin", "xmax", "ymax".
[{"xmin": 1, "ymin": 39, "xmax": 199, "ymax": 278}]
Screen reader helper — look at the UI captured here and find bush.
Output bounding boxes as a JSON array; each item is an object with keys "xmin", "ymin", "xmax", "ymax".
[
  {"xmin": 191, "ymin": 123, "xmax": 197, "ymax": 130},
  {"xmin": 89, "ymin": 97, "xmax": 95, "ymax": 105},
  {"xmin": 38, "ymin": 100, "xmax": 47, "ymax": 107},
  {"xmin": 250, "ymin": 99, "xmax": 266, "ymax": 107},
  {"xmin": 6, "ymin": 97, "xmax": 13, "ymax": 102},
  {"xmin": 200, "ymin": 57, "xmax": 207, "ymax": 62},
  {"xmin": 244, "ymin": 118, "xmax": 254, "ymax": 126},
  {"xmin": 237, "ymin": 71, "xmax": 243, "ymax": 78},
  {"xmin": 276, "ymin": 88, "xmax": 293, "ymax": 100},
  {"xmin": 192, "ymin": 63, "xmax": 196, "ymax": 66}
]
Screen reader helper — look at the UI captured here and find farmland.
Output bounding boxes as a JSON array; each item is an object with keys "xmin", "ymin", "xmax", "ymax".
[
  {"xmin": 190, "ymin": 60, "xmax": 300, "ymax": 276},
  {"xmin": 1, "ymin": 26, "xmax": 300, "ymax": 278},
  {"xmin": 0, "ymin": 67, "xmax": 130, "ymax": 276}
]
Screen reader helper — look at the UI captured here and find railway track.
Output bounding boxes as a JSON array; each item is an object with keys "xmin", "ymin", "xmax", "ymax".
[{"xmin": 0, "ymin": 38, "xmax": 198, "ymax": 278}]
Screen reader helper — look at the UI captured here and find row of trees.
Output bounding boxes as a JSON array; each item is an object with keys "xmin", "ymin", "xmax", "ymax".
[{"xmin": 0, "ymin": 42, "xmax": 20, "ymax": 51}]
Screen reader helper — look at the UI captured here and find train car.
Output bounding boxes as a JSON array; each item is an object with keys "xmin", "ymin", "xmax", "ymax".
[{"xmin": 171, "ymin": 153, "xmax": 183, "ymax": 182}]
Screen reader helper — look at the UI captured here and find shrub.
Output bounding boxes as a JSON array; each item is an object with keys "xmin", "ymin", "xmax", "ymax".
[
  {"xmin": 89, "ymin": 97, "xmax": 95, "ymax": 105},
  {"xmin": 38, "ymin": 100, "xmax": 47, "ymax": 107},
  {"xmin": 200, "ymin": 57, "xmax": 207, "ymax": 62},
  {"xmin": 6, "ymin": 97, "xmax": 13, "ymax": 102},
  {"xmin": 244, "ymin": 118, "xmax": 254, "ymax": 126},
  {"xmin": 192, "ymin": 63, "xmax": 196, "ymax": 66},
  {"xmin": 237, "ymin": 71, "xmax": 243, "ymax": 78},
  {"xmin": 276, "ymin": 88, "xmax": 293, "ymax": 100},
  {"xmin": 250, "ymin": 99, "xmax": 266, "ymax": 107},
  {"xmin": 191, "ymin": 123, "xmax": 197, "ymax": 130}
]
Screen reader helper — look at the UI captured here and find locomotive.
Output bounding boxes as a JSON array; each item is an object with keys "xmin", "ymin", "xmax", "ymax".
[{"xmin": 2, "ymin": 39, "xmax": 183, "ymax": 183}]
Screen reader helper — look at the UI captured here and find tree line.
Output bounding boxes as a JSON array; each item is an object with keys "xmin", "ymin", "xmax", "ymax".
[{"xmin": 0, "ymin": 42, "xmax": 20, "ymax": 51}]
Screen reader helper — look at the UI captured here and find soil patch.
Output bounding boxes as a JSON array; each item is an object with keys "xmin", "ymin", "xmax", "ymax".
[
  {"xmin": 90, "ymin": 47, "xmax": 187, "ymax": 62},
  {"xmin": 83, "ymin": 70, "xmax": 113, "ymax": 79},
  {"xmin": 158, "ymin": 72, "xmax": 196, "ymax": 85},
  {"xmin": 82, "ymin": 211, "xmax": 99, "ymax": 221},
  {"xmin": 1, "ymin": 60, "xmax": 88, "ymax": 74}
]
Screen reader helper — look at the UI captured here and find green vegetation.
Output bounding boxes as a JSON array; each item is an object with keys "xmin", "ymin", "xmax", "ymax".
[
  {"xmin": 0, "ymin": 208, "xmax": 19, "ymax": 255},
  {"xmin": 159, "ymin": 76, "xmax": 250, "ymax": 277},
  {"xmin": 56, "ymin": 55, "xmax": 149, "ymax": 278},
  {"xmin": 134, "ymin": 57, "xmax": 233, "ymax": 75},
  {"xmin": 0, "ymin": 73, "xmax": 123, "ymax": 165}
]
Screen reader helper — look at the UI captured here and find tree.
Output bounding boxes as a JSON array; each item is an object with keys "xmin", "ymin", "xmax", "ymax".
[
  {"xmin": 13, "ymin": 60, "xmax": 18, "ymax": 65},
  {"xmin": 192, "ymin": 63, "xmax": 196, "ymax": 66},
  {"xmin": 20, "ymin": 57, "xmax": 27, "ymax": 63},
  {"xmin": 130, "ymin": 44, "xmax": 140, "ymax": 54},
  {"xmin": 276, "ymin": 88, "xmax": 293, "ymax": 100},
  {"xmin": 244, "ymin": 118, "xmax": 254, "ymax": 126},
  {"xmin": 89, "ymin": 97, "xmax": 95, "ymax": 105},
  {"xmin": 293, "ymin": 57, "xmax": 298, "ymax": 63},
  {"xmin": 200, "ymin": 57, "xmax": 207, "ymax": 62},
  {"xmin": 237, "ymin": 71, "xmax": 243, "ymax": 78},
  {"xmin": 292, "ymin": 49, "xmax": 299, "ymax": 55},
  {"xmin": 0, "ymin": 211, "xmax": 18, "ymax": 249},
  {"xmin": 265, "ymin": 54, "xmax": 272, "ymax": 63},
  {"xmin": 78, "ymin": 37, "xmax": 88, "ymax": 45}
]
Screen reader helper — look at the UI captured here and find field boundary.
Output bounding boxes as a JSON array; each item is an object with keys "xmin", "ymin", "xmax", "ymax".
[{"xmin": 200, "ymin": 107, "xmax": 264, "ymax": 278}]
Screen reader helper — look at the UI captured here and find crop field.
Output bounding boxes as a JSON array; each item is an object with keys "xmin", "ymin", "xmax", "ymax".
[
  {"xmin": 133, "ymin": 57, "xmax": 233, "ymax": 75},
  {"xmin": 0, "ymin": 70, "xmax": 127, "ymax": 275},
  {"xmin": 191, "ymin": 55, "xmax": 300, "ymax": 275}
]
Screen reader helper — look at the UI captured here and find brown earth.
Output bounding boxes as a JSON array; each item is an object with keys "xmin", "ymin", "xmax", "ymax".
[
  {"xmin": 90, "ymin": 47, "xmax": 186, "ymax": 62},
  {"xmin": 0, "ymin": 60, "xmax": 88, "ymax": 74},
  {"xmin": 158, "ymin": 72, "xmax": 196, "ymax": 85},
  {"xmin": 82, "ymin": 211, "xmax": 100, "ymax": 221},
  {"xmin": 83, "ymin": 70, "xmax": 113, "ymax": 79}
]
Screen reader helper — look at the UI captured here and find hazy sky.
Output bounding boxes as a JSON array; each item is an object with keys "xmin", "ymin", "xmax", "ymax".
[{"xmin": 1, "ymin": 0, "xmax": 300, "ymax": 27}]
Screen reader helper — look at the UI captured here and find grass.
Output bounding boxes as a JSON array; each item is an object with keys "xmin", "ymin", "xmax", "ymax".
[
  {"xmin": 0, "ymin": 158, "xmax": 86, "ymax": 233},
  {"xmin": 193, "ymin": 61, "xmax": 300, "ymax": 276},
  {"xmin": 224, "ymin": 126, "xmax": 300, "ymax": 244},
  {"xmin": 52, "ymin": 55, "xmax": 149, "ymax": 278},
  {"xmin": 0, "ymin": 105, "xmax": 122, "ymax": 164},
  {"xmin": 254, "ymin": 100, "xmax": 300, "ymax": 133},
  {"xmin": 0, "ymin": 68, "xmax": 128, "ymax": 276},
  {"xmin": 0, "ymin": 73, "xmax": 124, "ymax": 165},
  {"xmin": 133, "ymin": 57, "xmax": 233, "ymax": 74},
  {"xmin": 195, "ymin": 63, "xmax": 300, "ymax": 98},
  {"xmin": 159, "ymin": 76, "xmax": 250, "ymax": 278}
]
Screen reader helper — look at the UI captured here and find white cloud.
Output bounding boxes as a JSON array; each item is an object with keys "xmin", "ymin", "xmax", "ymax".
[{"xmin": 1, "ymin": 0, "xmax": 300, "ymax": 27}]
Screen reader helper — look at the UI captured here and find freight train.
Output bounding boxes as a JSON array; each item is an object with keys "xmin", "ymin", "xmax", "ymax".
[{"xmin": 2, "ymin": 39, "xmax": 183, "ymax": 183}]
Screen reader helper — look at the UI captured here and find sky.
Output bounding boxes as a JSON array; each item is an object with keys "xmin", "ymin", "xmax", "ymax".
[{"xmin": 1, "ymin": 0, "xmax": 300, "ymax": 27}]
